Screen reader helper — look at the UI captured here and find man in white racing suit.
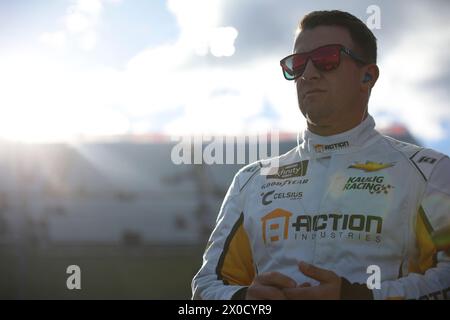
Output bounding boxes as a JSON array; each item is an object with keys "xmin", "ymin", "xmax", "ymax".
[{"xmin": 191, "ymin": 10, "xmax": 450, "ymax": 300}]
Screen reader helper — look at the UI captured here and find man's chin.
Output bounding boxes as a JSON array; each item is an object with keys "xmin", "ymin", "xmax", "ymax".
[
  {"xmin": 306, "ymin": 113, "xmax": 337, "ymax": 129},
  {"xmin": 303, "ymin": 105, "xmax": 333, "ymax": 123}
]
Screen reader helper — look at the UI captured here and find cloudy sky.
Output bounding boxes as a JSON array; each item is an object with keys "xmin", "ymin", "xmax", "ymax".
[{"xmin": 0, "ymin": 0, "xmax": 449, "ymax": 154}]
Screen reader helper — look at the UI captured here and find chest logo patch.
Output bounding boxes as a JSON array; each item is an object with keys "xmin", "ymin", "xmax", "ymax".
[{"xmin": 348, "ymin": 161, "xmax": 395, "ymax": 172}]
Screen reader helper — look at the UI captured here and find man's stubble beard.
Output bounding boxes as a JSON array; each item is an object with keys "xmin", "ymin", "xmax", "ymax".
[{"xmin": 299, "ymin": 99, "xmax": 334, "ymax": 126}]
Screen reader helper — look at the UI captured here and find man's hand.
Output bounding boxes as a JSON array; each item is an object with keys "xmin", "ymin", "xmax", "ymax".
[
  {"xmin": 246, "ymin": 271, "xmax": 297, "ymax": 300},
  {"xmin": 282, "ymin": 262, "xmax": 342, "ymax": 300}
]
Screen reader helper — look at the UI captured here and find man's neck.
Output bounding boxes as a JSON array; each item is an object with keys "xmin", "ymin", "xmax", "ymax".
[{"xmin": 307, "ymin": 113, "xmax": 368, "ymax": 137}]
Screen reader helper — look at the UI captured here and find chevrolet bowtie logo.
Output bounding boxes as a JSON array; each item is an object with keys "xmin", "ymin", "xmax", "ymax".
[{"xmin": 348, "ymin": 161, "xmax": 395, "ymax": 172}]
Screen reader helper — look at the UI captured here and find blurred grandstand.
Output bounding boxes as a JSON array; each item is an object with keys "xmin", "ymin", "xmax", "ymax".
[{"xmin": 0, "ymin": 124, "xmax": 420, "ymax": 299}]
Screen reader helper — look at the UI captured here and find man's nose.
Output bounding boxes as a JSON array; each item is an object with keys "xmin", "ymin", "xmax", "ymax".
[{"xmin": 300, "ymin": 59, "xmax": 320, "ymax": 81}]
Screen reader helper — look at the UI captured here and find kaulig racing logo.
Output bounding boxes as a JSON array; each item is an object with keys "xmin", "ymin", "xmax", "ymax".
[
  {"xmin": 343, "ymin": 176, "xmax": 394, "ymax": 195},
  {"xmin": 261, "ymin": 209, "xmax": 383, "ymax": 244}
]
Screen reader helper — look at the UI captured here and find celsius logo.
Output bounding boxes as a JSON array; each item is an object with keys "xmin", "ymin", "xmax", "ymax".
[
  {"xmin": 261, "ymin": 190, "xmax": 275, "ymax": 205},
  {"xmin": 260, "ymin": 209, "xmax": 383, "ymax": 244},
  {"xmin": 261, "ymin": 190, "xmax": 303, "ymax": 205},
  {"xmin": 314, "ymin": 141, "xmax": 349, "ymax": 153}
]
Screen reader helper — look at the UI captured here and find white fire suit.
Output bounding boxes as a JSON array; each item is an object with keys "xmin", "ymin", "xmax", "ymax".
[{"xmin": 192, "ymin": 115, "xmax": 450, "ymax": 300}]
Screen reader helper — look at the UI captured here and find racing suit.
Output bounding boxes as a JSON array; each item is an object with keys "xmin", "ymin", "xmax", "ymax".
[{"xmin": 192, "ymin": 115, "xmax": 450, "ymax": 300}]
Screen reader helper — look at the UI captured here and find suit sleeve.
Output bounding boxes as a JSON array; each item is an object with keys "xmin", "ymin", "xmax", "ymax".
[
  {"xmin": 372, "ymin": 155, "xmax": 450, "ymax": 300},
  {"xmin": 191, "ymin": 168, "xmax": 256, "ymax": 300}
]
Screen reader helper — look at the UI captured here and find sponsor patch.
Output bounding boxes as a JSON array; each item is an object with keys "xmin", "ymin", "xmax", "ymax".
[
  {"xmin": 348, "ymin": 161, "xmax": 395, "ymax": 172},
  {"xmin": 314, "ymin": 141, "xmax": 349, "ymax": 153},
  {"xmin": 343, "ymin": 176, "xmax": 393, "ymax": 194},
  {"xmin": 266, "ymin": 160, "xmax": 308, "ymax": 180}
]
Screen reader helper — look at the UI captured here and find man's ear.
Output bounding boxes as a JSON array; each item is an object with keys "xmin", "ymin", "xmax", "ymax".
[{"xmin": 361, "ymin": 64, "xmax": 379, "ymax": 93}]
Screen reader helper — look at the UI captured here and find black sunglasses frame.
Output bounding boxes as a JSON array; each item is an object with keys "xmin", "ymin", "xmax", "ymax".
[{"xmin": 280, "ymin": 44, "xmax": 368, "ymax": 81}]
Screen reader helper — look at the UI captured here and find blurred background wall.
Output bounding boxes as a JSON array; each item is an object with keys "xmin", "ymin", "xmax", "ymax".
[{"xmin": 0, "ymin": 130, "xmax": 418, "ymax": 299}]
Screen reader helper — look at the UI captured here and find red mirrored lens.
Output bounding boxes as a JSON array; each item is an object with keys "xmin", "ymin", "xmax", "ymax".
[
  {"xmin": 281, "ymin": 45, "xmax": 342, "ymax": 79},
  {"xmin": 292, "ymin": 55, "xmax": 307, "ymax": 72},
  {"xmin": 311, "ymin": 45, "xmax": 340, "ymax": 71}
]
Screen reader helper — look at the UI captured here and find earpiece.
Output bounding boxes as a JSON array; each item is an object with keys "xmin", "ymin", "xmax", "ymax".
[{"xmin": 363, "ymin": 73, "xmax": 372, "ymax": 83}]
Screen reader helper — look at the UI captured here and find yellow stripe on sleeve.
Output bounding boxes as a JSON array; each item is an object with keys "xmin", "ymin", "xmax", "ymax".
[
  {"xmin": 409, "ymin": 206, "xmax": 437, "ymax": 274},
  {"xmin": 217, "ymin": 213, "xmax": 255, "ymax": 286}
]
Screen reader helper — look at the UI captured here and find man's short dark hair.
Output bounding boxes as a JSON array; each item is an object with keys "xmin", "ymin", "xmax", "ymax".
[{"xmin": 300, "ymin": 10, "xmax": 377, "ymax": 64}]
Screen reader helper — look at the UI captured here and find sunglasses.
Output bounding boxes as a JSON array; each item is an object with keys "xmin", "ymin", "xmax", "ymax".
[{"xmin": 280, "ymin": 44, "xmax": 367, "ymax": 81}]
